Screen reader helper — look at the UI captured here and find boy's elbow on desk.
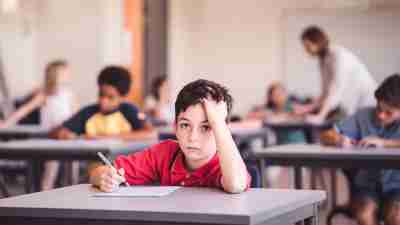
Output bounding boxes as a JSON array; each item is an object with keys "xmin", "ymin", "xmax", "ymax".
[{"xmin": 222, "ymin": 178, "xmax": 248, "ymax": 194}]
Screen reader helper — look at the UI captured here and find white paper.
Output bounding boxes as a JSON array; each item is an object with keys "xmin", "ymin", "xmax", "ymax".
[{"xmin": 93, "ymin": 186, "xmax": 181, "ymax": 198}]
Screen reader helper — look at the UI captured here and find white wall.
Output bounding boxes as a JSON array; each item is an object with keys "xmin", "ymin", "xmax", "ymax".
[
  {"xmin": 168, "ymin": 0, "xmax": 400, "ymax": 115},
  {"xmin": 0, "ymin": 0, "xmax": 125, "ymax": 106},
  {"xmin": 0, "ymin": 7, "xmax": 38, "ymax": 99}
]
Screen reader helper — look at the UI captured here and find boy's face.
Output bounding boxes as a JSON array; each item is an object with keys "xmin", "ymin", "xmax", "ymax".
[
  {"xmin": 375, "ymin": 101, "xmax": 400, "ymax": 127},
  {"xmin": 98, "ymin": 84, "xmax": 123, "ymax": 113},
  {"xmin": 56, "ymin": 66, "xmax": 71, "ymax": 86},
  {"xmin": 175, "ymin": 103, "xmax": 217, "ymax": 165},
  {"xmin": 271, "ymin": 85, "xmax": 288, "ymax": 107}
]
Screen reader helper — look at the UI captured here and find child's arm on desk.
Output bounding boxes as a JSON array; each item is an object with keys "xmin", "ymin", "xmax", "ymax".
[
  {"xmin": 320, "ymin": 128, "xmax": 355, "ymax": 147},
  {"xmin": 358, "ymin": 136, "xmax": 400, "ymax": 148},
  {"xmin": 49, "ymin": 126, "xmax": 78, "ymax": 139}
]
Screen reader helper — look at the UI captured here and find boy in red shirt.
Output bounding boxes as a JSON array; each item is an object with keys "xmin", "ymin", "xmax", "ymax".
[{"xmin": 90, "ymin": 79, "xmax": 250, "ymax": 193}]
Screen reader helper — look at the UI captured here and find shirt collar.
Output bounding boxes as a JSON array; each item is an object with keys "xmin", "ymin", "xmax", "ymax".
[{"xmin": 171, "ymin": 151, "xmax": 219, "ymax": 178}]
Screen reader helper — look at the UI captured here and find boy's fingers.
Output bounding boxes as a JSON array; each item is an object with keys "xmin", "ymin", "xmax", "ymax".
[
  {"xmin": 110, "ymin": 166, "xmax": 117, "ymax": 174},
  {"xmin": 106, "ymin": 169, "xmax": 125, "ymax": 184},
  {"xmin": 114, "ymin": 175, "xmax": 125, "ymax": 184},
  {"xmin": 118, "ymin": 168, "xmax": 125, "ymax": 176}
]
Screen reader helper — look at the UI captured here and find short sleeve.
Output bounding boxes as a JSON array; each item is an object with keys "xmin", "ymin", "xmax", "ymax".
[
  {"xmin": 120, "ymin": 103, "xmax": 145, "ymax": 130},
  {"xmin": 335, "ymin": 112, "xmax": 362, "ymax": 140},
  {"xmin": 62, "ymin": 105, "xmax": 97, "ymax": 135}
]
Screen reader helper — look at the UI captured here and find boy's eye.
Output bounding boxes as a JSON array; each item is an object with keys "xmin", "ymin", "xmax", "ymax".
[
  {"xmin": 200, "ymin": 125, "xmax": 211, "ymax": 133},
  {"xmin": 179, "ymin": 123, "xmax": 189, "ymax": 129}
]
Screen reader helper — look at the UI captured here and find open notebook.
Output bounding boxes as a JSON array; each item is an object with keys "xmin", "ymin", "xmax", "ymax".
[{"xmin": 93, "ymin": 186, "xmax": 181, "ymax": 198}]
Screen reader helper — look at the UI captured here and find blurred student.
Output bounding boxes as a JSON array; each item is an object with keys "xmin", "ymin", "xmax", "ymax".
[
  {"xmin": 321, "ymin": 74, "xmax": 400, "ymax": 225},
  {"xmin": 0, "ymin": 60, "xmax": 77, "ymax": 190},
  {"xmin": 144, "ymin": 75, "xmax": 174, "ymax": 126},
  {"xmin": 248, "ymin": 82, "xmax": 306, "ymax": 144},
  {"xmin": 297, "ymin": 26, "xmax": 377, "ymax": 124},
  {"xmin": 50, "ymin": 65, "xmax": 156, "ymax": 141}
]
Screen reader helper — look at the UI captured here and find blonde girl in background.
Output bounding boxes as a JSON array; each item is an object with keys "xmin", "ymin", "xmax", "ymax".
[{"xmin": 0, "ymin": 60, "xmax": 77, "ymax": 190}]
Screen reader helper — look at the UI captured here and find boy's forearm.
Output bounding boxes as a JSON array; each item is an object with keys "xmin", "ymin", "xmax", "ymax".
[
  {"xmin": 320, "ymin": 128, "xmax": 343, "ymax": 146},
  {"xmin": 384, "ymin": 139, "xmax": 400, "ymax": 148},
  {"xmin": 49, "ymin": 127, "xmax": 77, "ymax": 139},
  {"xmin": 211, "ymin": 121, "xmax": 248, "ymax": 193}
]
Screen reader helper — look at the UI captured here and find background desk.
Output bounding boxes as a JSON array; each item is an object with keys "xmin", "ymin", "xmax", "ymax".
[
  {"xmin": 249, "ymin": 144, "xmax": 400, "ymax": 222},
  {"xmin": 263, "ymin": 120, "xmax": 333, "ymax": 144},
  {"xmin": 0, "ymin": 125, "xmax": 49, "ymax": 140},
  {"xmin": 0, "ymin": 139, "xmax": 155, "ymax": 193}
]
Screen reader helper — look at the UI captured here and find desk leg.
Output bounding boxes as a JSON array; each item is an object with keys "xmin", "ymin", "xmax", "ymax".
[
  {"xmin": 310, "ymin": 169, "xmax": 317, "ymax": 190},
  {"xmin": 25, "ymin": 162, "xmax": 34, "ymax": 193},
  {"xmin": 304, "ymin": 204, "xmax": 319, "ymax": 225},
  {"xmin": 304, "ymin": 128, "xmax": 315, "ymax": 144},
  {"xmin": 294, "ymin": 166, "xmax": 303, "ymax": 189},
  {"xmin": 0, "ymin": 174, "xmax": 10, "ymax": 197},
  {"xmin": 257, "ymin": 159, "xmax": 267, "ymax": 188},
  {"xmin": 330, "ymin": 169, "xmax": 338, "ymax": 209},
  {"xmin": 31, "ymin": 160, "xmax": 42, "ymax": 192},
  {"xmin": 63, "ymin": 161, "xmax": 72, "ymax": 186}
]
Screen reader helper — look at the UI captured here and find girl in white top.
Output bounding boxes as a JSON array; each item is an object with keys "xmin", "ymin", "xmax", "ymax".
[
  {"xmin": 144, "ymin": 75, "xmax": 174, "ymax": 125},
  {"xmin": 0, "ymin": 60, "xmax": 77, "ymax": 190},
  {"xmin": 297, "ymin": 26, "xmax": 377, "ymax": 123}
]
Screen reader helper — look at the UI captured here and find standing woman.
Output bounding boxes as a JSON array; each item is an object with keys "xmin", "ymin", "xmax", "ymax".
[{"xmin": 296, "ymin": 26, "xmax": 377, "ymax": 122}]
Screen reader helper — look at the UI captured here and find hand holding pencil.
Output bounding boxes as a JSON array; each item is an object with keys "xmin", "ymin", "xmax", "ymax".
[{"xmin": 90, "ymin": 152, "xmax": 129, "ymax": 192}]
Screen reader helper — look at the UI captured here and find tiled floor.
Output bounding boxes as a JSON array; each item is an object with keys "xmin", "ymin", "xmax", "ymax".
[{"xmin": 1, "ymin": 168, "xmax": 358, "ymax": 225}]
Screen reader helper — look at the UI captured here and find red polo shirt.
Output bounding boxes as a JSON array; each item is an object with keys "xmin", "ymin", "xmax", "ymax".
[{"xmin": 114, "ymin": 140, "xmax": 250, "ymax": 189}]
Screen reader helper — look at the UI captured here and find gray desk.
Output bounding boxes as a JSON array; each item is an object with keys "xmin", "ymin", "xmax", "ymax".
[
  {"xmin": 263, "ymin": 120, "xmax": 333, "ymax": 144},
  {"xmin": 0, "ymin": 125, "xmax": 49, "ymax": 140},
  {"xmin": 250, "ymin": 144, "xmax": 400, "ymax": 188},
  {"xmin": 0, "ymin": 126, "xmax": 49, "ymax": 195},
  {"xmin": 0, "ymin": 184, "xmax": 325, "ymax": 225},
  {"xmin": 0, "ymin": 139, "xmax": 155, "ymax": 193},
  {"xmin": 249, "ymin": 144, "xmax": 400, "ymax": 217}
]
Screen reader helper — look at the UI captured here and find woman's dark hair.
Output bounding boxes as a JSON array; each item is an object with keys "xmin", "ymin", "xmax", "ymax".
[
  {"xmin": 375, "ymin": 74, "xmax": 400, "ymax": 108},
  {"xmin": 97, "ymin": 66, "xmax": 131, "ymax": 96},
  {"xmin": 151, "ymin": 75, "xmax": 168, "ymax": 100},
  {"xmin": 266, "ymin": 83, "xmax": 283, "ymax": 110},
  {"xmin": 301, "ymin": 26, "xmax": 330, "ymax": 58},
  {"xmin": 175, "ymin": 79, "xmax": 233, "ymax": 121}
]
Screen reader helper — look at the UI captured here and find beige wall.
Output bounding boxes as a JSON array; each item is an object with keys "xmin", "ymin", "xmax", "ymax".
[
  {"xmin": 0, "ymin": 0, "xmax": 125, "ymax": 106},
  {"xmin": 0, "ymin": 4, "xmax": 38, "ymax": 99},
  {"xmin": 168, "ymin": 0, "xmax": 400, "ymax": 115},
  {"xmin": 2, "ymin": 0, "xmax": 400, "ymax": 114}
]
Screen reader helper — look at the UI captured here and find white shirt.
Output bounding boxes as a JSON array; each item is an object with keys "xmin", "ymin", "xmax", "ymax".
[
  {"xmin": 40, "ymin": 88, "xmax": 74, "ymax": 129},
  {"xmin": 320, "ymin": 45, "xmax": 377, "ymax": 116}
]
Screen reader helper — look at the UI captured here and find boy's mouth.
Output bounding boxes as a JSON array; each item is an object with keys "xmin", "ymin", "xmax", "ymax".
[{"xmin": 187, "ymin": 146, "xmax": 200, "ymax": 150}]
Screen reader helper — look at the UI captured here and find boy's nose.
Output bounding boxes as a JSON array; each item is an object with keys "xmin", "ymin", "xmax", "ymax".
[{"xmin": 188, "ymin": 128, "xmax": 199, "ymax": 141}]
